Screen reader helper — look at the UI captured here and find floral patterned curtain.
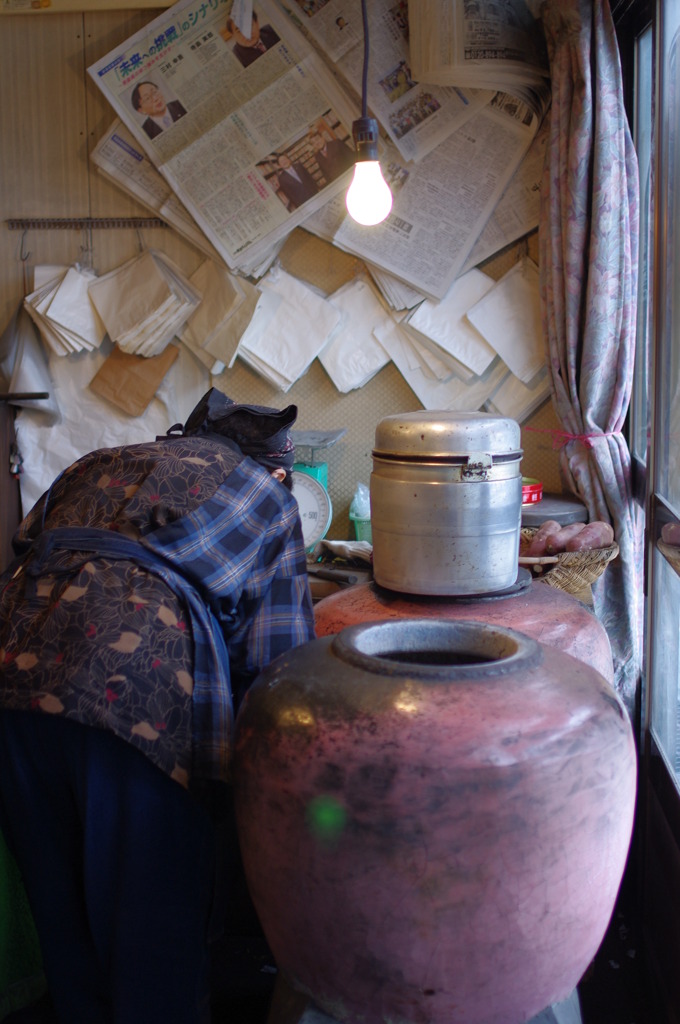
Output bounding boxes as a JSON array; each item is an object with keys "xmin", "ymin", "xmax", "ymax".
[{"xmin": 537, "ymin": 0, "xmax": 642, "ymax": 711}]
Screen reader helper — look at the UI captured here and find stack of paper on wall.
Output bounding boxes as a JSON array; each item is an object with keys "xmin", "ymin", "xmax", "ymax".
[
  {"xmin": 366, "ymin": 267, "xmax": 426, "ymax": 313},
  {"xmin": 484, "ymin": 366, "xmax": 551, "ymax": 423},
  {"xmin": 470, "ymin": 255, "xmax": 552, "ymax": 421},
  {"xmin": 373, "ymin": 315, "xmax": 507, "ymax": 411},
  {"xmin": 407, "ymin": 0, "xmax": 550, "ymax": 115},
  {"xmin": 372, "ymin": 253, "xmax": 551, "ymax": 422},
  {"xmin": 461, "ymin": 117, "xmax": 548, "ymax": 273},
  {"xmin": 330, "ymin": 92, "xmax": 540, "ymax": 300},
  {"xmin": 24, "ymin": 265, "xmax": 107, "ymax": 356},
  {"xmin": 234, "ymin": 266, "xmax": 342, "ymax": 391},
  {"xmin": 91, "ymin": 119, "xmax": 283, "ymax": 279},
  {"xmin": 302, "ymin": 110, "xmax": 546, "ymax": 293},
  {"xmin": 90, "ymin": 120, "xmax": 221, "ymax": 261},
  {"xmin": 88, "ymin": 0, "xmax": 361, "ymax": 276},
  {"xmin": 465, "ymin": 258, "xmax": 544, "ymax": 384},
  {"xmin": 87, "ymin": 250, "xmax": 201, "ymax": 358},
  {"xmin": 318, "ymin": 278, "xmax": 391, "ymax": 393},
  {"xmin": 402, "ymin": 269, "xmax": 498, "ymax": 380},
  {"xmin": 279, "ymin": 0, "xmax": 493, "ymax": 164},
  {"xmin": 180, "ymin": 260, "xmax": 259, "ymax": 375}
]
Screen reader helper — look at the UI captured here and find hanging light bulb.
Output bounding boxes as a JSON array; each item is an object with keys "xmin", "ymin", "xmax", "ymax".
[
  {"xmin": 346, "ymin": 0, "xmax": 392, "ymax": 227},
  {"xmin": 346, "ymin": 116, "xmax": 393, "ymax": 226}
]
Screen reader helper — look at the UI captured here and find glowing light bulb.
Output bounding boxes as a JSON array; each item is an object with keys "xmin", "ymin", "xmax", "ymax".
[
  {"xmin": 346, "ymin": 116, "xmax": 393, "ymax": 227},
  {"xmin": 346, "ymin": 160, "xmax": 393, "ymax": 226}
]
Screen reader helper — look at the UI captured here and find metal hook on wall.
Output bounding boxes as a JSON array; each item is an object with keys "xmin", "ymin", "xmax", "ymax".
[
  {"xmin": 79, "ymin": 224, "xmax": 94, "ymax": 270},
  {"xmin": 18, "ymin": 228, "xmax": 31, "ymax": 263},
  {"xmin": 16, "ymin": 229, "xmax": 31, "ymax": 296}
]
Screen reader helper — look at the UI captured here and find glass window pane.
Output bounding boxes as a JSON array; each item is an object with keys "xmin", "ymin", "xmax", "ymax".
[
  {"xmin": 656, "ymin": 8, "xmax": 680, "ymax": 511},
  {"xmin": 648, "ymin": 1, "xmax": 680, "ymax": 783},
  {"xmin": 650, "ymin": 548, "xmax": 680, "ymax": 784}
]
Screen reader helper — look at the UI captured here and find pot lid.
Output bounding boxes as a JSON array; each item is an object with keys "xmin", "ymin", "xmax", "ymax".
[{"xmin": 373, "ymin": 410, "xmax": 522, "ymax": 459}]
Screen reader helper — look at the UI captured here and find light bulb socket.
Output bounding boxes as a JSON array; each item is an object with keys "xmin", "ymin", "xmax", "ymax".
[{"xmin": 351, "ymin": 116, "xmax": 380, "ymax": 162}]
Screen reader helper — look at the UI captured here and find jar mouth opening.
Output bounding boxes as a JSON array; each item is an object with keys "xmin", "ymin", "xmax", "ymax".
[{"xmin": 331, "ymin": 619, "xmax": 541, "ymax": 679}]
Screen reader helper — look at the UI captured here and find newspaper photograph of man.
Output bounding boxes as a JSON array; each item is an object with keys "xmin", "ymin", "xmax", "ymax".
[
  {"xmin": 258, "ymin": 149, "xmax": 319, "ymax": 211},
  {"xmin": 131, "ymin": 80, "xmax": 187, "ymax": 140},
  {"xmin": 221, "ymin": 10, "xmax": 280, "ymax": 68},
  {"xmin": 309, "ymin": 130, "xmax": 355, "ymax": 184}
]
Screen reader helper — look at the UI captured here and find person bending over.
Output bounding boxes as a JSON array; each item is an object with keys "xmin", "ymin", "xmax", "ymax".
[{"xmin": 0, "ymin": 388, "xmax": 314, "ymax": 1024}]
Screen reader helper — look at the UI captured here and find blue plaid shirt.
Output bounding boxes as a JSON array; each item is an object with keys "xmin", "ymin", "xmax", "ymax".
[{"xmin": 0, "ymin": 437, "xmax": 314, "ymax": 785}]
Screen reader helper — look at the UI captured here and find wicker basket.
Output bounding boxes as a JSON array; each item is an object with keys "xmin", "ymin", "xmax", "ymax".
[{"xmin": 519, "ymin": 527, "xmax": 619, "ymax": 597}]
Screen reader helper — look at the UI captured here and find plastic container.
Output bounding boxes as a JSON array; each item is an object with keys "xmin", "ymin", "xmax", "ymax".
[
  {"xmin": 521, "ymin": 476, "xmax": 543, "ymax": 504},
  {"xmin": 349, "ymin": 512, "xmax": 372, "ymax": 543},
  {"xmin": 349, "ymin": 482, "xmax": 372, "ymax": 543}
]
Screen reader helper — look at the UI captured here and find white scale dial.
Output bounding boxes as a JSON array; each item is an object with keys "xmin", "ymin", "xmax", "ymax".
[{"xmin": 292, "ymin": 470, "xmax": 333, "ymax": 549}]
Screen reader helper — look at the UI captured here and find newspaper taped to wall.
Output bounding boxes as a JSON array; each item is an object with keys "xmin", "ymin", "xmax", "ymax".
[
  {"xmin": 90, "ymin": 119, "xmax": 222, "ymax": 261},
  {"xmin": 275, "ymin": 0, "xmax": 494, "ymax": 163},
  {"xmin": 407, "ymin": 0, "xmax": 550, "ymax": 119},
  {"xmin": 461, "ymin": 112, "xmax": 547, "ymax": 270},
  {"xmin": 327, "ymin": 89, "xmax": 541, "ymax": 300},
  {"xmin": 303, "ymin": 106, "xmax": 547, "ymax": 299},
  {"xmin": 88, "ymin": 0, "xmax": 360, "ymax": 274}
]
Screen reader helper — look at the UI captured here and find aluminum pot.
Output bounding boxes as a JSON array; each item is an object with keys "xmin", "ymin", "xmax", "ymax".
[{"xmin": 370, "ymin": 411, "xmax": 522, "ymax": 596}]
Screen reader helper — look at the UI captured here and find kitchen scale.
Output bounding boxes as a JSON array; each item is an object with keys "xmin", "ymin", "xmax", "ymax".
[{"xmin": 291, "ymin": 428, "xmax": 346, "ymax": 551}]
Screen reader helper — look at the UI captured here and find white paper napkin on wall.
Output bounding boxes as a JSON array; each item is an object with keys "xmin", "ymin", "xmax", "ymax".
[
  {"xmin": 181, "ymin": 259, "xmax": 250, "ymax": 374},
  {"xmin": 318, "ymin": 278, "xmax": 390, "ymax": 393},
  {"xmin": 485, "ymin": 365, "xmax": 551, "ymax": 423},
  {"xmin": 43, "ymin": 266, "xmax": 106, "ymax": 351},
  {"xmin": 403, "ymin": 269, "xmax": 497, "ymax": 376},
  {"xmin": 87, "ymin": 250, "xmax": 201, "ymax": 357},
  {"xmin": 465, "ymin": 258, "xmax": 545, "ymax": 384},
  {"xmin": 24, "ymin": 266, "xmax": 105, "ymax": 356},
  {"xmin": 374, "ymin": 316, "xmax": 507, "ymax": 411},
  {"xmin": 236, "ymin": 266, "xmax": 342, "ymax": 391}
]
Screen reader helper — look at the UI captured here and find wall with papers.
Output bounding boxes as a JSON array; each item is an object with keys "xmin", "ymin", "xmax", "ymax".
[{"xmin": 0, "ymin": 4, "xmax": 565, "ymax": 545}]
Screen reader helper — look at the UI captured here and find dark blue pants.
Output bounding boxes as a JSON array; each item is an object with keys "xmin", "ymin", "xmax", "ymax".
[{"xmin": 0, "ymin": 712, "xmax": 217, "ymax": 1024}]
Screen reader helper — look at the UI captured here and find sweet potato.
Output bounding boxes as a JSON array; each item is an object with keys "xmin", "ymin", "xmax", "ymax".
[
  {"xmin": 526, "ymin": 520, "xmax": 562, "ymax": 556},
  {"xmin": 544, "ymin": 523, "xmax": 586, "ymax": 554},
  {"xmin": 564, "ymin": 521, "xmax": 615, "ymax": 551},
  {"xmin": 661, "ymin": 522, "xmax": 680, "ymax": 546}
]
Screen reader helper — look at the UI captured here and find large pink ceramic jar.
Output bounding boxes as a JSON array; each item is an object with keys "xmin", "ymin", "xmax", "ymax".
[
  {"xmin": 314, "ymin": 576, "xmax": 615, "ymax": 683},
  {"xmin": 234, "ymin": 618, "xmax": 636, "ymax": 1024}
]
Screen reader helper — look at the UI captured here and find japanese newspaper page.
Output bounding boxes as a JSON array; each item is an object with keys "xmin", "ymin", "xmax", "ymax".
[
  {"xmin": 275, "ymin": 0, "xmax": 494, "ymax": 163},
  {"xmin": 88, "ymin": 0, "xmax": 359, "ymax": 273},
  {"xmin": 407, "ymin": 0, "xmax": 550, "ymax": 116},
  {"xmin": 305, "ymin": 88, "xmax": 543, "ymax": 300}
]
